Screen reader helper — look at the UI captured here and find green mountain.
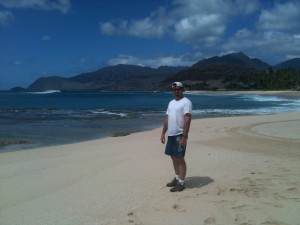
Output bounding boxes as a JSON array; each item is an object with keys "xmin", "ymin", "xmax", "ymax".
[
  {"xmin": 27, "ymin": 64, "xmax": 185, "ymax": 91},
  {"xmin": 192, "ymin": 52, "xmax": 270, "ymax": 70},
  {"xmin": 160, "ymin": 52, "xmax": 270, "ymax": 90},
  {"xmin": 25, "ymin": 52, "xmax": 299, "ymax": 92},
  {"xmin": 274, "ymin": 58, "xmax": 300, "ymax": 71}
]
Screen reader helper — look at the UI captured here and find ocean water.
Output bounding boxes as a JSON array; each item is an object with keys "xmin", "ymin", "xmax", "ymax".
[{"xmin": 1, "ymin": 91, "xmax": 300, "ymax": 151}]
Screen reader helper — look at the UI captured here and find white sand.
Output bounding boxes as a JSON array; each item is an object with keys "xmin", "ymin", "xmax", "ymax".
[{"xmin": 1, "ymin": 112, "xmax": 300, "ymax": 225}]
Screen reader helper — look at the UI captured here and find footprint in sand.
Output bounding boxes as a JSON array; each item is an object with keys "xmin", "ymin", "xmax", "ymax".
[
  {"xmin": 261, "ymin": 219, "xmax": 289, "ymax": 225},
  {"xmin": 127, "ymin": 212, "xmax": 135, "ymax": 224},
  {"xmin": 231, "ymin": 204, "xmax": 255, "ymax": 210},
  {"xmin": 215, "ymin": 199, "xmax": 234, "ymax": 207},
  {"xmin": 287, "ymin": 187, "xmax": 298, "ymax": 191},
  {"xmin": 216, "ymin": 186, "xmax": 226, "ymax": 196},
  {"xmin": 263, "ymin": 202, "xmax": 283, "ymax": 208},
  {"xmin": 172, "ymin": 204, "xmax": 186, "ymax": 212},
  {"xmin": 235, "ymin": 214, "xmax": 246, "ymax": 223},
  {"xmin": 203, "ymin": 217, "xmax": 216, "ymax": 225}
]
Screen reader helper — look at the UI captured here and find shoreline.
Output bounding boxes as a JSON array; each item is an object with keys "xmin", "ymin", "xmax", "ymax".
[
  {"xmin": 1, "ymin": 111, "xmax": 300, "ymax": 225},
  {"xmin": 187, "ymin": 90, "xmax": 300, "ymax": 98},
  {"xmin": 1, "ymin": 88, "xmax": 300, "ymax": 152}
]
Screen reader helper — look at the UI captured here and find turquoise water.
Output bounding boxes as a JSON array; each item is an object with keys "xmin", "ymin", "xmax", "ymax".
[{"xmin": 1, "ymin": 91, "xmax": 299, "ymax": 151}]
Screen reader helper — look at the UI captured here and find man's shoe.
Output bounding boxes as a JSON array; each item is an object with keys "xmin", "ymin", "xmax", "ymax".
[
  {"xmin": 170, "ymin": 183, "xmax": 185, "ymax": 192},
  {"xmin": 166, "ymin": 178, "xmax": 178, "ymax": 187}
]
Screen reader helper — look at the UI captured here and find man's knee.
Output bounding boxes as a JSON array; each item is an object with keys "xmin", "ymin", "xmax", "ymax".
[{"xmin": 173, "ymin": 156, "xmax": 185, "ymax": 164}]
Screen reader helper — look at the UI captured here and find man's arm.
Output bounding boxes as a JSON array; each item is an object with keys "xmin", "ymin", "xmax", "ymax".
[
  {"xmin": 160, "ymin": 115, "xmax": 168, "ymax": 144},
  {"xmin": 181, "ymin": 113, "xmax": 192, "ymax": 146}
]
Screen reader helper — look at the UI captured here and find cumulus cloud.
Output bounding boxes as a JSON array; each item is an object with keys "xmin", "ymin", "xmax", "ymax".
[
  {"xmin": 174, "ymin": 14, "xmax": 225, "ymax": 46},
  {"xmin": 233, "ymin": 0, "xmax": 261, "ymax": 15},
  {"xmin": 100, "ymin": 22, "xmax": 116, "ymax": 35},
  {"xmin": 221, "ymin": 1, "xmax": 300, "ymax": 64},
  {"xmin": 101, "ymin": 0, "xmax": 300, "ymax": 65},
  {"xmin": 107, "ymin": 53, "xmax": 197, "ymax": 68},
  {"xmin": 0, "ymin": 10, "xmax": 14, "ymax": 26},
  {"xmin": 103, "ymin": 17, "xmax": 166, "ymax": 38},
  {"xmin": 99, "ymin": 0, "xmax": 275, "ymax": 65},
  {"xmin": 99, "ymin": 0, "xmax": 260, "ymax": 48},
  {"xmin": 0, "ymin": 0, "xmax": 71, "ymax": 14},
  {"xmin": 257, "ymin": 1, "xmax": 300, "ymax": 32},
  {"xmin": 100, "ymin": 6, "xmax": 170, "ymax": 38},
  {"xmin": 223, "ymin": 29, "xmax": 300, "ymax": 63}
]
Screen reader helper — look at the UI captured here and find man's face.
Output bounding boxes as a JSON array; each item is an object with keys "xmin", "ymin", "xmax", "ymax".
[{"xmin": 172, "ymin": 87, "xmax": 183, "ymax": 99}]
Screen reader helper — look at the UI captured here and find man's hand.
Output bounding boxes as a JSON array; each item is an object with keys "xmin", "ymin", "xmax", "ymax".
[
  {"xmin": 180, "ymin": 136, "xmax": 187, "ymax": 147},
  {"xmin": 161, "ymin": 134, "xmax": 166, "ymax": 144}
]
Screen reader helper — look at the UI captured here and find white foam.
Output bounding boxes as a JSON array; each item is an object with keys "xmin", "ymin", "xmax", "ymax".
[
  {"xmin": 239, "ymin": 94, "xmax": 286, "ymax": 102},
  {"xmin": 192, "ymin": 106, "xmax": 300, "ymax": 116},
  {"xmin": 28, "ymin": 90, "xmax": 61, "ymax": 94},
  {"xmin": 90, "ymin": 109, "xmax": 127, "ymax": 117}
]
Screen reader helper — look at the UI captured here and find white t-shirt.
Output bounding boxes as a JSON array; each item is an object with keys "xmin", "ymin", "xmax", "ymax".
[{"xmin": 166, "ymin": 97, "xmax": 192, "ymax": 136}]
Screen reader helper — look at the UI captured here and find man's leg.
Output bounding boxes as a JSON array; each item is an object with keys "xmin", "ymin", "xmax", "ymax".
[
  {"xmin": 166, "ymin": 156, "xmax": 180, "ymax": 187},
  {"xmin": 169, "ymin": 156, "xmax": 186, "ymax": 192},
  {"xmin": 176, "ymin": 157, "xmax": 186, "ymax": 181},
  {"xmin": 171, "ymin": 156, "xmax": 186, "ymax": 181},
  {"xmin": 171, "ymin": 156, "xmax": 180, "ymax": 175}
]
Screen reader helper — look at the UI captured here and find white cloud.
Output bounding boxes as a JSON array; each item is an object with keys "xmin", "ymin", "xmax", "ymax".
[
  {"xmin": 99, "ymin": 0, "xmax": 260, "ymax": 47},
  {"xmin": 257, "ymin": 1, "xmax": 300, "ymax": 32},
  {"xmin": 107, "ymin": 53, "xmax": 197, "ymax": 68},
  {"xmin": 221, "ymin": 1, "xmax": 300, "ymax": 64},
  {"xmin": 0, "ymin": 10, "xmax": 14, "ymax": 26},
  {"xmin": 100, "ymin": 22, "xmax": 116, "ymax": 35},
  {"xmin": 223, "ymin": 29, "xmax": 300, "ymax": 64},
  {"xmin": 100, "ymin": 17, "xmax": 166, "ymax": 38},
  {"xmin": 234, "ymin": 0, "xmax": 261, "ymax": 15},
  {"xmin": 100, "ymin": 6, "xmax": 170, "ymax": 38},
  {"xmin": 286, "ymin": 54, "xmax": 300, "ymax": 60},
  {"xmin": 126, "ymin": 18, "xmax": 166, "ymax": 38},
  {"xmin": 0, "ymin": 0, "xmax": 71, "ymax": 14},
  {"xmin": 174, "ymin": 13, "xmax": 225, "ymax": 46},
  {"xmin": 14, "ymin": 60, "xmax": 21, "ymax": 65},
  {"xmin": 42, "ymin": 35, "xmax": 51, "ymax": 41},
  {"xmin": 99, "ymin": 0, "xmax": 299, "ymax": 65},
  {"xmin": 170, "ymin": 0, "xmax": 261, "ymax": 46}
]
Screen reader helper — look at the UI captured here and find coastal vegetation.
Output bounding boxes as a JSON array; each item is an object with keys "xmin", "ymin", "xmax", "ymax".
[
  {"xmin": 185, "ymin": 68, "xmax": 300, "ymax": 91},
  {"xmin": 254, "ymin": 68, "xmax": 300, "ymax": 90}
]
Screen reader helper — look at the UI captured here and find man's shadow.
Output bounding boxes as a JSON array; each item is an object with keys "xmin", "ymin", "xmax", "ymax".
[{"xmin": 185, "ymin": 176, "xmax": 214, "ymax": 189}]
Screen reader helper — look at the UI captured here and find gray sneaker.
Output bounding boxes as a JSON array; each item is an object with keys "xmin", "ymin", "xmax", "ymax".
[
  {"xmin": 170, "ymin": 183, "xmax": 185, "ymax": 192},
  {"xmin": 166, "ymin": 178, "xmax": 178, "ymax": 187}
]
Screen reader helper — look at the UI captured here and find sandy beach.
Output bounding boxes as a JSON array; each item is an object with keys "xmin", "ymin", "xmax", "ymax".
[{"xmin": 1, "ymin": 111, "xmax": 300, "ymax": 225}]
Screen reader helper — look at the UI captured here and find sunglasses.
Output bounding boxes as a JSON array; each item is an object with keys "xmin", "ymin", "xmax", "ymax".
[{"xmin": 172, "ymin": 88, "xmax": 182, "ymax": 91}]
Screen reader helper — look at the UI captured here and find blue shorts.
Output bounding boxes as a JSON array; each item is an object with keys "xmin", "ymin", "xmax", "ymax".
[{"xmin": 165, "ymin": 134, "xmax": 186, "ymax": 158}]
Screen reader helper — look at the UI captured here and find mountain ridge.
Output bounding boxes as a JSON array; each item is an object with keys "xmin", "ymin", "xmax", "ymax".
[
  {"xmin": 274, "ymin": 58, "xmax": 300, "ymax": 70},
  {"xmin": 192, "ymin": 52, "xmax": 270, "ymax": 70},
  {"xmin": 27, "ymin": 64, "xmax": 186, "ymax": 91},
  {"xmin": 25, "ymin": 52, "xmax": 300, "ymax": 91}
]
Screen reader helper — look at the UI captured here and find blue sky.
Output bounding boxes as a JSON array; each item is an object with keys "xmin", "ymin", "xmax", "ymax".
[{"xmin": 1, "ymin": 0, "xmax": 300, "ymax": 90}]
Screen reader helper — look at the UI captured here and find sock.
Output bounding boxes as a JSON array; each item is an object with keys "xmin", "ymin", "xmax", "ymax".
[
  {"xmin": 179, "ymin": 179, "xmax": 185, "ymax": 186},
  {"xmin": 175, "ymin": 175, "xmax": 180, "ymax": 180}
]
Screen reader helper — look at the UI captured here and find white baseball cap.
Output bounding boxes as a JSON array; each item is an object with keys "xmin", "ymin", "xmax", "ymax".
[{"xmin": 172, "ymin": 82, "xmax": 184, "ymax": 89}]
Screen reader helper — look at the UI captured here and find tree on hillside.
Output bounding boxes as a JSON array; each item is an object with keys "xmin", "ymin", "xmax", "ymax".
[{"xmin": 253, "ymin": 68, "xmax": 300, "ymax": 90}]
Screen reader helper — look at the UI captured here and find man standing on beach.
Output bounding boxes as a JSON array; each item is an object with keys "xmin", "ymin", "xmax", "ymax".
[{"xmin": 161, "ymin": 82, "xmax": 192, "ymax": 192}]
